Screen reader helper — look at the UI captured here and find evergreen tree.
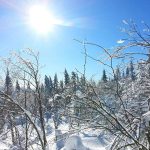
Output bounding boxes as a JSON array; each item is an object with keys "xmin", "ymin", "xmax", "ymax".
[
  {"xmin": 40, "ymin": 84, "xmax": 47, "ymax": 105},
  {"xmin": 15, "ymin": 80, "xmax": 20, "ymax": 92},
  {"xmin": 80, "ymin": 75, "xmax": 86, "ymax": 92},
  {"xmin": 49, "ymin": 76, "xmax": 53, "ymax": 95},
  {"xmin": 76, "ymin": 73, "xmax": 79, "ymax": 84},
  {"xmin": 59, "ymin": 80, "xmax": 64, "ymax": 92},
  {"xmin": 5, "ymin": 69, "xmax": 13, "ymax": 95},
  {"xmin": 4, "ymin": 69, "xmax": 15, "ymax": 144},
  {"xmin": 54, "ymin": 74, "xmax": 58, "ymax": 93},
  {"xmin": 102, "ymin": 69, "xmax": 107, "ymax": 82},
  {"xmin": 126, "ymin": 67, "xmax": 129, "ymax": 77},
  {"xmin": 115, "ymin": 67, "xmax": 121, "ymax": 81},
  {"xmin": 64, "ymin": 69, "xmax": 70, "ymax": 86},
  {"xmin": 41, "ymin": 84, "xmax": 45, "ymax": 93},
  {"xmin": 80, "ymin": 75, "xmax": 86, "ymax": 86},
  {"xmin": 130, "ymin": 60, "xmax": 136, "ymax": 81},
  {"xmin": 45, "ymin": 75, "xmax": 51, "ymax": 96},
  {"xmin": 71, "ymin": 71, "xmax": 77, "ymax": 91},
  {"xmin": 45, "ymin": 75, "xmax": 49, "ymax": 88}
]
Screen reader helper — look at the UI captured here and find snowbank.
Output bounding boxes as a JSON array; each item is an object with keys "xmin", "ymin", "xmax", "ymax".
[{"xmin": 63, "ymin": 135, "xmax": 89, "ymax": 150}]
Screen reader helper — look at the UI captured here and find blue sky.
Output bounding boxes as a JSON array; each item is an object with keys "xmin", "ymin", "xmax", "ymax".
[{"xmin": 0, "ymin": 0, "xmax": 150, "ymax": 80}]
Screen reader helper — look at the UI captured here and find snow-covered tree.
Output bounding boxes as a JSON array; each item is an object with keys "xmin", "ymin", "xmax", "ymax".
[
  {"xmin": 115, "ymin": 67, "xmax": 121, "ymax": 81},
  {"xmin": 130, "ymin": 60, "xmax": 136, "ymax": 81},
  {"xmin": 54, "ymin": 73, "xmax": 59, "ymax": 94},
  {"xmin": 126, "ymin": 66, "xmax": 130, "ymax": 78},
  {"xmin": 15, "ymin": 80, "xmax": 20, "ymax": 93},
  {"xmin": 45, "ymin": 75, "xmax": 52, "ymax": 98}
]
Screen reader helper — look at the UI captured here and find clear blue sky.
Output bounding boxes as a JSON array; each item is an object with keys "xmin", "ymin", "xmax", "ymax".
[{"xmin": 0, "ymin": 0, "xmax": 150, "ymax": 80}]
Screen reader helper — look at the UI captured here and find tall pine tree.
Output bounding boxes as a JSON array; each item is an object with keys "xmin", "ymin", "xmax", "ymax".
[
  {"xmin": 102, "ymin": 69, "xmax": 107, "ymax": 82},
  {"xmin": 49, "ymin": 76, "xmax": 53, "ymax": 95},
  {"xmin": 130, "ymin": 60, "xmax": 136, "ymax": 81},
  {"xmin": 64, "ymin": 69, "xmax": 70, "ymax": 86},
  {"xmin": 115, "ymin": 67, "xmax": 121, "ymax": 81},
  {"xmin": 4, "ymin": 69, "xmax": 15, "ymax": 144},
  {"xmin": 45, "ymin": 75, "xmax": 51, "ymax": 96},
  {"xmin": 54, "ymin": 74, "xmax": 58, "ymax": 93},
  {"xmin": 59, "ymin": 80, "xmax": 64, "ymax": 92},
  {"xmin": 126, "ymin": 67, "xmax": 130, "ymax": 78},
  {"xmin": 5, "ymin": 69, "xmax": 13, "ymax": 95},
  {"xmin": 71, "ymin": 71, "xmax": 77, "ymax": 91}
]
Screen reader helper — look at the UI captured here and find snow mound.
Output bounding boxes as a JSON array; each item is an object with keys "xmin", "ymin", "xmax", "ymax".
[{"xmin": 63, "ymin": 135, "xmax": 89, "ymax": 150}]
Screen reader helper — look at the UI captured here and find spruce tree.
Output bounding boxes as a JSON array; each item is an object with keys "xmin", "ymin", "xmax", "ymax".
[
  {"xmin": 71, "ymin": 71, "xmax": 77, "ymax": 92},
  {"xmin": 5, "ymin": 69, "xmax": 13, "ymax": 95},
  {"xmin": 126, "ymin": 67, "xmax": 129, "ymax": 77},
  {"xmin": 115, "ymin": 67, "xmax": 121, "ymax": 81},
  {"xmin": 41, "ymin": 84, "xmax": 45, "ymax": 93},
  {"xmin": 80, "ymin": 75, "xmax": 86, "ymax": 87},
  {"xmin": 45, "ymin": 75, "xmax": 51, "ymax": 96},
  {"xmin": 130, "ymin": 60, "xmax": 136, "ymax": 81},
  {"xmin": 4, "ymin": 69, "xmax": 15, "ymax": 144},
  {"xmin": 102, "ymin": 69, "xmax": 107, "ymax": 82},
  {"xmin": 59, "ymin": 80, "xmax": 64, "ymax": 92},
  {"xmin": 54, "ymin": 74, "xmax": 58, "ymax": 93},
  {"xmin": 49, "ymin": 76, "xmax": 53, "ymax": 95},
  {"xmin": 64, "ymin": 69, "xmax": 70, "ymax": 86},
  {"xmin": 40, "ymin": 83, "xmax": 47, "ymax": 106}
]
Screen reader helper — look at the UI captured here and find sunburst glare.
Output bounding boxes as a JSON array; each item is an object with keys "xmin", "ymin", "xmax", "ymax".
[{"xmin": 27, "ymin": 4, "xmax": 54, "ymax": 35}]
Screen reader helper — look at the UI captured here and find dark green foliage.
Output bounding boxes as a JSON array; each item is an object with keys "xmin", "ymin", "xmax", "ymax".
[
  {"xmin": 80, "ymin": 75, "xmax": 86, "ymax": 86},
  {"xmin": 64, "ymin": 69, "xmax": 70, "ymax": 86},
  {"xmin": 54, "ymin": 74, "xmax": 58, "ymax": 93},
  {"xmin": 80, "ymin": 75, "xmax": 86, "ymax": 92},
  {"xmin": 76, "ymin": 74, "xmax": 79, "ymax": 84},
  {"xmin": 71, "ymin": 71, "xmax": 77, "ymax": 91},
  {"xmin": 130, "ymin": 60, "xmax": 136, "ymax": 81},
  {"xmin": 5, "ymin": 69, "xmax": 13, "ymax": 95},
  {"xmin": 71, "ymin": 72, "xmax": 76, "ymax": 83},
  {"xmin": 49, "ymin": 76, "xmax": 53, "ymax": 95},
  {"xmin": 115, "ymin": 67, "xmax": 121, "ymax": 81},
  {"xmin": 44, "ymin": 75, "xmax": 52, "ymax": 96},
  {"xmin": 126, "ymin": 67, "xmax": 129, "ymax": 77},
  {"xmin": 40, "ymin": 84, "xmax": 45, "ymax": 93},
  {"xmin": 59, "ymin": 80, "xmax": 64, "ymax": 92},
  {"xmin": 102, "ymin": 69, "xmax": 107, "ymax": 82}
]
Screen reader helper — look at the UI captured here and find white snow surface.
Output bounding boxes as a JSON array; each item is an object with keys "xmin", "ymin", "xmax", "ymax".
[
  {"xmin": 62, "ymin": 135, "xmax": 106, "ymax": 150},
  {"xmin": 63, "ymin": 135, "xmax": 88, "ymax": 150},
  {"xmin": 0, "ymin": 118, "xmax": 107, "ymax": 150}
]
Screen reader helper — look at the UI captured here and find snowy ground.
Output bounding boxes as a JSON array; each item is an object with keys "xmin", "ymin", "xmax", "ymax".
[
  {"xmin": 0, "ymin": 119, "xmax": 109, "ymax": 150},
  {"xmin": 82, "ymin": 137, "xmax": 106, "ymax": 150}
]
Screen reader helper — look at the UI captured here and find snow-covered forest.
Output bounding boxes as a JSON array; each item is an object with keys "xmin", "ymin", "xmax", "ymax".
[{"xmin": 0, "ymin": 21, "xmax": 150, "ymax": 150}]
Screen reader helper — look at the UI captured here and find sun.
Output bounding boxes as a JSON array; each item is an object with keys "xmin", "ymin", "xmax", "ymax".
[{"xmin": 27, "ymin": 5, "xmax": 54, "ymax": 35}]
